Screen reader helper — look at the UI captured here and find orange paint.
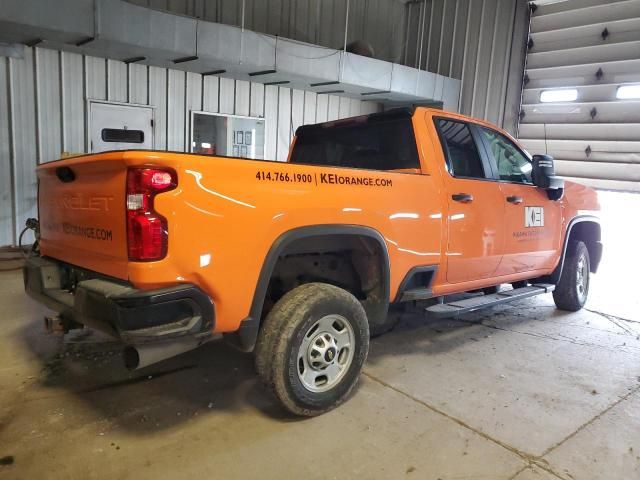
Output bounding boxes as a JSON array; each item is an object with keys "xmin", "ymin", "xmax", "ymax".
[{"xmin": 36, "ymin": 108, "xmax": 600, "ymax": 333}]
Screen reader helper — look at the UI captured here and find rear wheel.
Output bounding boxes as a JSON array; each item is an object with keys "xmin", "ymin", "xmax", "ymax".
[
  {"xmin": 553, "ymin": 241, "xmax": 590, "ymax": 311},
  {"xmin": 254, "ymin": 283, "xmax": 369, "ymax": 416}
]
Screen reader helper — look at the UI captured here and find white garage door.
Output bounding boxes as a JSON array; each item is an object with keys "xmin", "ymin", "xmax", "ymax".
[{"xmin": 517, "ymin": 0, "xmax": 640, "ymax": 192}]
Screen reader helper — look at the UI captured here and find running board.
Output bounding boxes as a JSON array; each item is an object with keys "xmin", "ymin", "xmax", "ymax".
[{"xmin": 425, "ymin": 284, "xmax": 555, "ymax": 319}]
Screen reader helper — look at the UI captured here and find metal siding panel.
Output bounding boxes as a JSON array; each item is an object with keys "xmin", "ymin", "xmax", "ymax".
[
  {"xmin": 185, "ymin": 71, "xmax": 202, "ymax": 149},
  {"xmin": 303, "ymin": 91, "xmax": 317, "ymax": 125},
  {"xmin": 167, "ymin": 0, "xmax": 189, "ymax": 15},
  {"xmin": 503, "ymin": 0, "xmax": 529, "ymax": 135},
  {"xmin": 85, "ymin": 56, "xmax": 107, "ymax": 101},
  {"xmin": 267, "ymin": 0, "xmax": 283, "ymax": 36},
  {"xmin": 483, "ymin": 0, "xmax": 513, "ymax": 125},
  {"xmin": 449, "ymin": 0, "xmax": 469, "ymax": 79},
  {"xmin": 149, "ymin": 0, "xmax": 169, "ymax": 11},
  {"xmin": 0, "ymin": 57, "xmax": 13, "ymax": 246},
  {"xmin": 202, "ymin": 75, "xmax": 220, "ymax": 113},
  {"xmin": 264, "ymin": 85, "xmax": 279, "ymax": 160},
  {"xmin": 35, "ymin": 48, "xmax": 62, "ymax": 164},
  {"xmin": 9, "ymin": 48, "xmax": 38, "ymax": 245},
  {"xmin": 291, "ymin": 88, "xmax": 305, "ymax": 133},
  {"xmin": 107, "ymin": 59, "xmax": 128, "ymax": 102},
  {"xmin": 277, "ymin": 87, "xmax": 292, "ymax": 162},
  {"xmin": 437, "ymin": 0, "xmax": 457, "ymax": 76},
  {"xmin": 167, "ymin": 68, "xmax": 185, "ymax": 151},
  {"xmin": 327, "ymin": 94, "xmax": 340, "ymax": 121},
  {"xmin": 128, "ymin": 63, "xmax": 148, "ymax": 104},
  {"xmin": 315, "ymin": 93, "xmax": 328, "ymax": 122},
  {"xmin": 361, "ymin": 101, "xmax": 380, "ymax": 114},
  {"xmin": 471, "ymin": 0, "xmax": 497, "ymax": 119},
  {"xmin": 149, "ymin": 66, "xmax": 167, "ymax": 150},
  {"xmin": 250, "ymin": 82, "xmax": 265, "ymax": 117},
  {"xmin": 219, "ymin": 77, "xmax": 235, "ymax": 114},
  {"xmin": 458, "ymin": 0, "xmax": 482, "ymax": 115},
  {"xmin": 427, "ymin": 0, "xmax": 444, "ymax": 72},
  {"xmin": 61, "ymin": 51, "xmax": 84, "ymax": 154},
  {"xmin": 338, "ymin": 96, "xmax": 351, "ymax": 119},
  {"xmin": 234, "ymin": 79, "xmax": 250, "ymax": 116},
  {"xmin": 349, "ymin": 98, "xmax": 360, "ymax": 117}
]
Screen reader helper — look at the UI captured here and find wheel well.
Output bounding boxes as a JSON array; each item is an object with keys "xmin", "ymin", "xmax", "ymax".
[
  {"xmin": 262, "ymin": 234, "xmax": 388, "ymax": 325},
  {"xmin": 223, "ymin": 227, "xmax": 391, "ymax": 352},
  {"xmin": 567, "ymin": 221, "xmax": 602, "ymax": 273}
]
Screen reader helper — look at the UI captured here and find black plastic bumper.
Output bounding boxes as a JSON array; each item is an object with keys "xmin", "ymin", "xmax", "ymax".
[{"xmin": 23, "ymin": 257, "xmax": 214, "ymax": 344}]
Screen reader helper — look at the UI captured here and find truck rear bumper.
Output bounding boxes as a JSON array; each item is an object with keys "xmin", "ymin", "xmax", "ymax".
[{"xmin": 23, "ymin": 256, "xmax": 215, "ymax": 344}]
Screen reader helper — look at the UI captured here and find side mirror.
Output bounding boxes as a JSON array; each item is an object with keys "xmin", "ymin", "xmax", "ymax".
[{"xmin": 532, "ymin": 154, "xmax": 564, "ymax": 200}]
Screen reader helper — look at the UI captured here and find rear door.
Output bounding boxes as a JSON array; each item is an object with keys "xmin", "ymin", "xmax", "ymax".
[
  {"xmin": 434, "ymin": 118, "xmax": 506, "ymax": 284},
  {"xmin": 89, "ymin": 102, "xmax": 153, "ymax": 153},
  {"xmin": 476, "ymin": 126, "xmax": 562, "ymax": 275}
]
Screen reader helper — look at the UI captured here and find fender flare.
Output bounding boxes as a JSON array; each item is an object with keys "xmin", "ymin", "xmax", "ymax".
[
  {"xmin": 549, "ymin": 215, "xmax": 601, "ymax": 284},
  {"xmin": 225, "ymin": 225, "xmax": 391, "ymax": 352}
]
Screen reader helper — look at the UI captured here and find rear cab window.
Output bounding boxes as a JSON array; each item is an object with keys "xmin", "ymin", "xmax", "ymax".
[{"xmin": 290, "ymin": 114, "xmax": 421, "ymax": 173}]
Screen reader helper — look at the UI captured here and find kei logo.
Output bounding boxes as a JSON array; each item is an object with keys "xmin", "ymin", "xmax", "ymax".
[{"xmin": 525, "ymin": 206, "xmax": 544, "ymax": 228}]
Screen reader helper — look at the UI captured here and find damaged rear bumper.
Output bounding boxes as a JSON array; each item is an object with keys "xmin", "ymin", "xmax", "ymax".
[{"xmin": 23, "ymin": 256, "xmax": 214, "ymax": 345}]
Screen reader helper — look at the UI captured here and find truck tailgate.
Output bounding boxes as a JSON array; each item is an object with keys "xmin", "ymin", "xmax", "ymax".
[{"xmin": 37, "ymin": 152, "xmax": 129, "ymax": 280}]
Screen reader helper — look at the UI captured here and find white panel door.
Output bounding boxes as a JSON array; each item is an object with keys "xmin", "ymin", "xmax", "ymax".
[{"xmin": 89, "ymin": 102, "xmax": 153, "ymax": 153}]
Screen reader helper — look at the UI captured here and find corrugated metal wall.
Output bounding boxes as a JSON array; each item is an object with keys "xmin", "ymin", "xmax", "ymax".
[
  {"xmin": 0, "ymin": 46, "xmax": 380, "ymax": 247},
  {"xmin": 133, "ymin": 0, "xmax": 530, "ymax": 132},
  {"xmin": 517, "ymin": 0, "xmax": 640, "ymax": 192},
  {"xmin": 403, "ymin": 0, "xmax": 529, "ymax": 133}
]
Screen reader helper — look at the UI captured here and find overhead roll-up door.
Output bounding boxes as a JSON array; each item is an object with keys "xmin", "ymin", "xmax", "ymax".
[{"xmin": 518, "ymin": 0, "xmax": 640, "ymax": 192}]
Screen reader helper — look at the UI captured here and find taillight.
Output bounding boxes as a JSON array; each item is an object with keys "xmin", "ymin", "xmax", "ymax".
[{"xmin": 126, "ymin": 167, "xmax": 177, "ymax": 261}]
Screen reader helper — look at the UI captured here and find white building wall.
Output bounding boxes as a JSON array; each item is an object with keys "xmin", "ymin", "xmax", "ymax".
[{"xmin": 0, "ymin": 46, "xmax": 380, "ymax": 247}]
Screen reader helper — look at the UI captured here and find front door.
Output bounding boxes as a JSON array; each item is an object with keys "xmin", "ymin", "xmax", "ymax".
[
  {"xmin": 476, "ymin": 126, "xmax": 562, "ymax": 275},
  {"xmin": 89, "ymin": 102, "xmax": 153, "ymax": 153},
  {"xmin": 435, "ymin": 118, "xmax": 506, "ymax": 284}
]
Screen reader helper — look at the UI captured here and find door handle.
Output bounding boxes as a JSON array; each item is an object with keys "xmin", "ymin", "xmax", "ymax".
[
  {"xmin": 507, "ymin": 195, "xmax": 523, "ymax": 204},
  {"xmin": 452, "ymin": 193, "xmax": 473, "ymax": 203}
]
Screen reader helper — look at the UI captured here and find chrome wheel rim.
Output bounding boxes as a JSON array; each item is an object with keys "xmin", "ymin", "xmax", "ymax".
[
  {"xmin": 297, "ymin": 314, "xmax": 355, "ymax": 393},
  {"xmin": 576, "ymin": 255, "xmax": 588, "ymax": 301}
]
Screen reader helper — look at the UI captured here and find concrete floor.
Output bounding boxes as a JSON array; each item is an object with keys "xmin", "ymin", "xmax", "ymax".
[{"xmin": 1, "ymin": 192, "xmax": 639, "ymax": 480}]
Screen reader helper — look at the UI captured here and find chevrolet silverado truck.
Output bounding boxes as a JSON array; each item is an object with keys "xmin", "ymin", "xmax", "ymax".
[{"xmin": 24, "ymin": 107, "xmax": 602, "ymax": 416}]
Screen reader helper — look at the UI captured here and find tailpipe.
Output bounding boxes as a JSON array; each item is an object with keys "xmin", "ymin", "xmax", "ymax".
[{"xmin": 123, "ymin": 337, "xmax": 205, "ymax": 370}]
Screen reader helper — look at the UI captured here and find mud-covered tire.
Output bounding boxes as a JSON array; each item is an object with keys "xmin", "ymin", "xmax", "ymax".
[
  {"xmin": 553, "ymin": 241, "xmax": 590, "ymax": 312},
  {"xmin": 254, "ymin": 283, "xmax": 369, "ymax": 416}
]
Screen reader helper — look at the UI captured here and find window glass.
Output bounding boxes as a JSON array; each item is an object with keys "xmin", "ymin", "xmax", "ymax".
[
  {"xmin": 437, "ymin": 120, "xmax": 485, "ymax": 179},
  {"xmin": 191, "ymin": 113, "xmax": 265, "ymax": 159},
  {"xmin": 479, "ymin": 127, "xmax": 532, "ymax": 184},
  {"xmin": 101, "ymin": 128, "xmax": 144, "ymax": 143},
  {"xmin": 290, "ymin": 118, "xmax": 420, "ymax": 171}
]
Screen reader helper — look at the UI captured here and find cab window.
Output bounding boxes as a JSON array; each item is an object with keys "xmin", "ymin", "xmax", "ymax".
[
  {"xmin": 436, "ymin": 119, "xmax": 486, "ymax": 179},
  {"xmin": 478, "ymin": 127, "xmax": 533, "ymax": 184}
]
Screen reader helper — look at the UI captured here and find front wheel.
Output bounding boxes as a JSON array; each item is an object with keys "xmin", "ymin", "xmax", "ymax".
[
  {"xmin": 254, "ymin": 283, "xmax": 369, "ymax": 416},
  {"xmin": 553, "ymin": 241, "xmax": 590, "ymax": 311}
]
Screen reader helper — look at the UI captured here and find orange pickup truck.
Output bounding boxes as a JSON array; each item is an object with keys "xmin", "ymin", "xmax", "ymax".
[{"xmin": 24, "ymin": 107, "xmax": 602, "ymax": 416}]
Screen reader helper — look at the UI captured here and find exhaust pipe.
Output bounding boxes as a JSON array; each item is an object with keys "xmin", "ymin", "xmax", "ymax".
[{"xmin": 123, "ymin": 337, "xmax": 205, "ymax": 370}]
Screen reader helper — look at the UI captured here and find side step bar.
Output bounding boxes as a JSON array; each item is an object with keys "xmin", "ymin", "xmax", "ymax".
[{"xmin": 425, "ymin": 284, "xmax": 555, "ymax": 319}]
